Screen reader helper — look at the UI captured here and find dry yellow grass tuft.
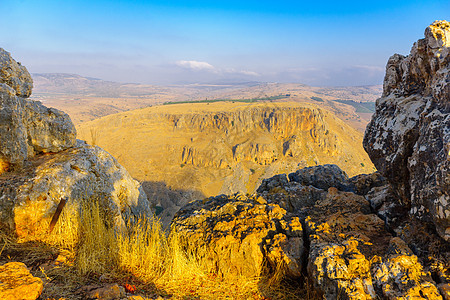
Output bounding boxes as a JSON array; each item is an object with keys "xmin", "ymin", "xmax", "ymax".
[
  {"xmin": 50, "ymin": 200, "xmax": 314, "ymax": 298},
  {"xmin": 1, "ymin": 198, "xmax": 320, "ymax": 299}
]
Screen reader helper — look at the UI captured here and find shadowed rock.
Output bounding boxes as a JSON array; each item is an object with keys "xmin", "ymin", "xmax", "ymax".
[{"xmin": 364, "ymin": 20, "xmax": 450, "ymax": 241}]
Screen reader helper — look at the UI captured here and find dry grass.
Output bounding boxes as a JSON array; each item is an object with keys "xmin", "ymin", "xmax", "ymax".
[{"xmin": 1, "ymin": 200, "xmax": 319, "ymax": 299}]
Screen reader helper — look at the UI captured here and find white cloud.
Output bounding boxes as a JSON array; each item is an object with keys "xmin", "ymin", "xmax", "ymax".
[
  {"xmin": 175, "ymin": 60, "xmax": 216, "ymax": 71},
  {"xmin": 234, "ymin": 70, "xmax": 260, "ymax": 76},
  {"xmin": 173, "ymin": 60, "xmax": 259, "ymax": 77}
]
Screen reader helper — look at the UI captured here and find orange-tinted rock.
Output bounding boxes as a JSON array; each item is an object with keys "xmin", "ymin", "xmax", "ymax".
[
  {"xmin": 170, "ymin": 193, "xmax": 304, "ymax": 280},
  {"xmin": 0, "ymin": 262, "xmax": 43, "ymax": 300}
]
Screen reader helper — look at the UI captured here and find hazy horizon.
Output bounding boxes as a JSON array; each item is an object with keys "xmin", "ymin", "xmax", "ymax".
[{"xmin": 2, "ymin": 0, "xmax": 448, "ymax": 86}]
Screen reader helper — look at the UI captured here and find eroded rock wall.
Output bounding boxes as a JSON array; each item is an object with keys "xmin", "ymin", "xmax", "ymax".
[{"xmin": 363, "ymin": 20, "xmax": 450, "ymax": 241}]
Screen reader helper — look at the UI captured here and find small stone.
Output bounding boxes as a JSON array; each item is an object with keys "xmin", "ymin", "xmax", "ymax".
[
  {"xmin": 85, "ymin": 283, "xmax": 125, "ymax": 300},
  {"xmin": 0, "ymin": 262, "xmax": 43, "ymax": 300}
]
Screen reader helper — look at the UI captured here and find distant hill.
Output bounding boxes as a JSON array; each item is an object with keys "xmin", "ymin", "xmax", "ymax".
[{"xmin": 30, "ymin": 73, "xmax": 382, "ymax": 130}]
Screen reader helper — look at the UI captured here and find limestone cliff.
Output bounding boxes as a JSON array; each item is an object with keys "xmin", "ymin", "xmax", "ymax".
[
  {"xmin": 0, "ymin": 48, "xmax": 150, "ymax": 240},
  {"xmin": 77, "ymin": 102, "xmax": 374, "ymax": 226},
  {"xmin": 364, "ymin": 20, "xmax": 450, "ymax": 241}
]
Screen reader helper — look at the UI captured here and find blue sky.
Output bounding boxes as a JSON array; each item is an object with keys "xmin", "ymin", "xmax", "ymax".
[{"xmin": 1, "ymin": 0, "xmax": 448, "ymax": 86}]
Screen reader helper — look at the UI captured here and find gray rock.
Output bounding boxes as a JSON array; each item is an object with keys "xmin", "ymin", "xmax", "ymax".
[
  {"xmin": 0, "ymin": 48, "xmax": 76, "ymax": 169},
  {"xmin": 288, "ymin": 164, "xmax": 350, "ymax": 191},
  {"xmin": 0, "ymin": 48, "xmax": 33, "ymax": 98},
  {"xmin": 364, "ymin": 20, "xmax": 450, "ymax": 240},
  {"xmin": 24, "ymin": 99, "xmax": 76, "ymax": 153},
  {"xmin": 0, "ymin": 140, "xmax": 151, "ymax": 238}
]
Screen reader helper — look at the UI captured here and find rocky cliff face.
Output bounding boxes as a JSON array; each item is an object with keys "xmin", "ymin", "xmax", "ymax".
[
  {"xmin": 0, "ymin": 48, "xmax": 150, "ymax": 240},
  {"xmin": 77, "ymin": 102, "xmax": 374, "ymax": 227},
  {"xmin": 172, "ymin": 21, "xmax": 450, "ymax": 299},
  {"xmin": 364, "ymin": 20, "xmax": 450, "ymax": 241}
]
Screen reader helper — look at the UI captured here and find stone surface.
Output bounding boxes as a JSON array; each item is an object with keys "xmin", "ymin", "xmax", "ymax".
[
  {"xmin": 288, "ymin": 164, "xmax": 350, "ymax": 191},
  {"xmin": 0, "ymin": 262, "xmax": 43, "ymax": 300},
  {"xmin": 0, "ymin": 48, "xmax": 33, "ymax": 98},
  {"xmin": 170, "ymin": 193, "xmax": 303, "ymax": 280},
  {"xmin": 82, "ymin": 283, "xmax": 125, "ymax": 300},
  {"xmin": 371, "ymin": 237, "xmax": 443, "ymax": 299},
  {"xmin": 0, "ymin": 48, "xmax": 76, "ymax": 170},
  {"xmin": 0, "ymin": 140, "xmax": 151, "ymax": 239},
  {"xmin": 243, "ymin": 164, "xmax": 447, "ymax": 299},
  {"xmin": 364, "ymin": 20, "xmax": 450, "ymax": 241}
]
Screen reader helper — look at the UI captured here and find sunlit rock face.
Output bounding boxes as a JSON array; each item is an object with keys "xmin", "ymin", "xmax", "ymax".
[
  {"xmin": 0, "ymin": 262, "xmax": 43, "ymax": 300},
  {"xmin": 257, "ymin": 164, "xmax": 447, "ymax": 299},
  {"xmin": 0, "ymin": 48, "xmax": 150, "ymax": 239},
  {"xmin": 364, "ymin": 20, "xmax": 450, "ymax": 241},
  {"xmin": 171, "ymin": 193, "xmax": 304, "ymax": 281},
  {"xmin": 0, "ymin": 140, "xmax": 151, "ymax": 239},
  {"xmin": 0, "ymin": 48, "xmax": 76, "ymax": 171}
]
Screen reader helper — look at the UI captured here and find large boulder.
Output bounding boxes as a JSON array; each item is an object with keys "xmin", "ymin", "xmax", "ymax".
[
  {"xmin": 0, "ymin": 140, "xmax": 151, "ymax": 239},
  {"xmin": 363, "ymin": 20, "xmax": 450, "ymax": 241},
  {"xmin": 0, "ymin": 48, "xmax": 76, "ymax": 171},
  {"xmin": 170, "ymin": 193, "xmax": 304, "ymax": 281}
]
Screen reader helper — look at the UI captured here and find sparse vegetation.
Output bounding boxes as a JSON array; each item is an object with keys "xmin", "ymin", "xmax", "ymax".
[
  {"xmin": 334, "ymin": 99, "xmax": 375, "ymax": 113},
  {"xmin": 310, "ymin": 96, "xmax": 324, "ymax": 102},
  {"xmin": 162, "ymin": 94, "xmax": 289, "ymax": 105},
  {"xmin": 0, "ymin": 199, "xmax": 315, "ymax": 299}
]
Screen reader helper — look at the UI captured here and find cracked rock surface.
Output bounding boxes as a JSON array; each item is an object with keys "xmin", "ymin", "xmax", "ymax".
[{"xmin": 363, "ymin": 20, "xmax": 450, "ymax": 241}]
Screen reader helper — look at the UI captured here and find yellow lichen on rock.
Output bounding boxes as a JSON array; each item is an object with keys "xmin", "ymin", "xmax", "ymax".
[
  {"xmin": 427, "ymin": 20, "xmax": 450, "ymax": 48},
  {"xmin": 0, "ymin": 262, "xmax": 43, "ymax": 300}
]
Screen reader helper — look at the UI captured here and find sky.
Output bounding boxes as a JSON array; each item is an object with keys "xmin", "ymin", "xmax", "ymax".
[{"xmin": 1, "ymin": 0, "xmax": 449, "ymax": 86}]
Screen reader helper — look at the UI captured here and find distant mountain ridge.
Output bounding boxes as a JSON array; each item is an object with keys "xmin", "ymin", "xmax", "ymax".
[{"xmin": 31, "ymin": 73, "xmax": 382, "ymax": 130}]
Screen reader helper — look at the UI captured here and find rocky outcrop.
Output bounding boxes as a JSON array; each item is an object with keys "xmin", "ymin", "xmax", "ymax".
[
  {"xmin": 0, "ymin": 48, "xmax": 150, "ymax": 240},
  {"xmin": 0, "ymin": 48, "xmax": 76, "ymax": 172},
  {"xmin": 171, "ymin": 193, "xmax": 304, "ymax": 281},
  {"xmin": 172, "ymin": 163, "xmax": 449, "ymax": 299},
  {"xmin": 0, "ymin": 140, "xmax": 150, "ymax": 238},
  {"xmin": 0, "ymin": 49, "xmax": 33, "ymax": 98},
  {"xmin": 363, "ymin": 20, "xmax": 450, "ymax": 241},
  {"xmin": 259, "ymin": 165, "xmax": 448, "ymax": 299},
  {"xmin": 0, "ymin": 262, "xmax": 43, "ymax": 300}
]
